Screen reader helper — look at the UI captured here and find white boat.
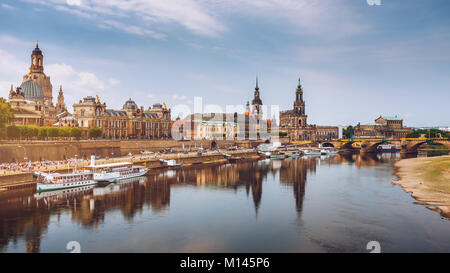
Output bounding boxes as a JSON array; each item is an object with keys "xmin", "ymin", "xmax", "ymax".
[
  {"xmin": 320, "ymin": 148, "xmax": 339, "ymax": 155},
  {"xmin": 326, "ymin": 148, "xmax": 339, "ymax": 155},
  {"xmin": 377, "ymin": 144, "xmax": 400, "ymax": 152},
  {"xmin": 35, "ymin": 184, "xmax": 95, "ymax": 199},
  {"xmin": 159, "ymin": 159, "xmax": 182, "ymax": 168},
  {"xmin": 303, "ymin": 149, "xmax": 322, "ymax": 156},
  {"xmin": 286, "ymin": 151, "xmax": 302, "ymax": 158},
  {"xmin": 36, "ymin": 171, "xmax": 96, "ymax": 192},
  {"xmin": 90, "ymin": 162, "xmax": 148, "ymax": 182},
  {"xmin": 270, "ymin": 152, "xmax": 287, "ymax": 159}
]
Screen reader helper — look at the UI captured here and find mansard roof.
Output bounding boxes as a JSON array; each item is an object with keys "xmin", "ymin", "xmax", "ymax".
[{"xmin": 105, "ymin": 109, "xmax": 127, "ymax": 117}]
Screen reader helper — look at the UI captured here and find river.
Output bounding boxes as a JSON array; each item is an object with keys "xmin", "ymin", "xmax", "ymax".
[{"xmin": 1, "ymin": 153, "xmax": 450, "ymax": 253}]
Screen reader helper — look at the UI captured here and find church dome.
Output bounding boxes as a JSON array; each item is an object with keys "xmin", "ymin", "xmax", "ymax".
[
  {"xmin": 122, "ymin": 98, "xmax": 138, "ymax": 110},
  {"xmin": 20, "ymin": 80, "xmax": 44, "ymax": 101},
  {"xmin": 32, "ymin": 44, "xmax": 42, "ymax": 55}
]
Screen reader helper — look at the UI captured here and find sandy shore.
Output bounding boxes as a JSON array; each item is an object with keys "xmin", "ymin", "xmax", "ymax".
[{"xmin": 392, "ymin": 155, "xmax": 450, "ymax": 218}]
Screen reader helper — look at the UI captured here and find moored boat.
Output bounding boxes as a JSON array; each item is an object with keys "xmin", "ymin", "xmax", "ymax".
[
  {"xmin": 303, "ymin": 149, "xmax": 322, "ymax": 156},
  {"xmin": 36, "ymin": 171, "xmax": 96, "ymax": 192},
  {"xmin": 159, "ymin": 159, "xmax": 183, "ymax": 168},
  {"xmin": 285, "ymin": 151, "xmax": 302, "ymax": 158},
  {"xmin": 377, "ymin": 144, "xmax": 400, "ymax": 152},
  {"xmin": 89, "ymin": 162, "xmax": 148, "ymax": 183},
  {"xmin": 270, "ymin": 151, "xmax": 287, "ymax": 159}
]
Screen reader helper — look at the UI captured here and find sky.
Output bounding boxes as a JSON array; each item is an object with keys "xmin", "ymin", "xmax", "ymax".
[{"xmin": 0, "ymin": 0, "xmax": 449, "ymax": 127}]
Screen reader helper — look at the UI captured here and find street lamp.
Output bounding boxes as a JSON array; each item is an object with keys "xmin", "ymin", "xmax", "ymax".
[{"xmin": 18, "ymin": 146, "xmax": 27, "ymax": 163}]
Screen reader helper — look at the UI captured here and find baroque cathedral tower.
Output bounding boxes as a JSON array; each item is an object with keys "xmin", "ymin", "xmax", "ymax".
[
  {"xmin": 293, "ymin": 78, "xmax": 307, "ymax": 127},
  {"xmin": 56, "ymin": 85, "xmax": 67, "ymax": 113},
  {"xmin": 22, "ymin": 41, "xmax": 54, "ymax": 105},
  {"xmin": 251, "ymin": 76, "xmax": 263, "ymax": 116}
]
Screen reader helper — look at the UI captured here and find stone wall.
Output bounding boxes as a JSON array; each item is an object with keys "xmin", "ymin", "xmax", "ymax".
[{"xmin": 0, "ymin": 139, "xmax": 250, "ymax": 163}]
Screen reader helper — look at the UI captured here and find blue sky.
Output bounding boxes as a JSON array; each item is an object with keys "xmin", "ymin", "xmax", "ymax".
[{"xmin": 0, "ymin": 0, "xmax": 449, "ymax": 126}]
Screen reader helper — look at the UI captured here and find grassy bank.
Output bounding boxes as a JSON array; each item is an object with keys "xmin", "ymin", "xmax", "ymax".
[
  {"xmin": 421, "ymin": 156, "xmax": 450, "ymax": 192},
  {"xmin": 393, "ymin": 155, "xmax": 450, "ymax": 218}
]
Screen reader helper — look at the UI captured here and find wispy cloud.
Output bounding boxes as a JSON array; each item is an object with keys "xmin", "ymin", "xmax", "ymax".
[
  {"xmin": 23, "ymin": 0, "xmax": 227, "ymax": 38},
  {"xmin": 200, "ymin": 0, "xmax": 370, "ymax": 39},
  {"xmin": 98, "ymin": 19, "xmax": 166, "ymax": 40},
  {"xmin": 1, "ymin": 3, "xmax": 16, "ymax": 10},
  {"xmin": 21, "ymin": 0, "xmax": 367, "ymax": 40}
]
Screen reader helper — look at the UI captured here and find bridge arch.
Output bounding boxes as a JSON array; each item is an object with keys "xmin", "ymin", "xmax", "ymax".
[
  {"xmin": 341, "ymin": 142, "xmax": 358, "ymax": 150},
  {"xmin": 363, "ymin": 140, "xmax": 392, "ymax": 153},
  {"xmin": 211, "ymin": 141, "xmax": 217, "ymax": 150},
  {"xmin": 321, "ymin": 142, "xmax": 335, "ymax": 148},
  {"xmin": 402, "ymin": 140, "xmax": 449, "ymax": 154}
]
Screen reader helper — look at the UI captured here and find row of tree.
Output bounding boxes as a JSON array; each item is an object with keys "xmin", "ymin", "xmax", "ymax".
[
  {"xmin": 0, "ymin": 125, "xmax": 104, "ymax": 140},
  {"xmin": 0, "ymin": 125, "xmax": 82, "ymax": 139},
  {"xmin": 407, "ymin": 129, "xmax": 450, "ymax": 138},
  {"xmin": 341, "ymin": 126, "xmax": 450, "ymax": 139}
]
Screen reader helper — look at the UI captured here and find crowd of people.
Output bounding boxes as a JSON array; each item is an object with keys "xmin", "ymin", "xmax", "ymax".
[
  {"xmin": 0, "ymin": 146, "xmax": 247, "ymax": 175},
  {"xmin": 0, "ymin": 158, "xmax": 90, "ymax": 175}
]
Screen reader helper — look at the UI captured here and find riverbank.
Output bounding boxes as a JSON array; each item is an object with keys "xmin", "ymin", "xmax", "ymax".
[
  {"xmin": 0, "ymin": 149, "xmax": 260, "ymax": 191},
  {"xmin": 393, "ymin": 155, "xmax": 450, "ymax": 218},
  {"xmin": 0, "ymin": 139, "xmax": 265, "ymax": 163}
]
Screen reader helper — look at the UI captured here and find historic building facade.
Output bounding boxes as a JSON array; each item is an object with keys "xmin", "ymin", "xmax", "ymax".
[
  {"xmin": 279, "ymin": 78, "xmax": 338, "ymax": 141},
  {"xmin": 354, "ymin": 116, "xmax": 412, "ymax": 138},
  {"xmin": 5, "ymin": 42, "xmax": 172, "ymax": 140},
  {"xmin": 7, "ymin": 42, "xmax": 64, "ymax": 126},
  {"xmin": 72, "ymin": 96, "xmax": 171, "ymax": 139},
  {"xmin": 177, "ymin": 78, "xmax": 275, "ymax": 140}
]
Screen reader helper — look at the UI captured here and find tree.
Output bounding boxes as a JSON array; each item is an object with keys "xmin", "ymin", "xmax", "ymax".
[
  {"xmin": 47, "ymin": 127, "xmax": 60, "ymax": 138},
  {"xmin": 18, "ymin": 125, "xmax": 35, "ymax": 139},
  {"xmin": 30, "ymin": 126, "xmax": 39, "ymax": 138},
  {"xmin": 343, "ymin": 125, "xmax": 355, "ymax": 139},
  {"xmin": 88, "ymin": 126, "xmax": 102, "ymax": 139},
  {"xmin": 70, "ymin": 127, "xmax": 82, "ymax": 139},
  {"xmin": 0, "ymin": 128, "xmax": 6, "ymax": 139},
  {"xmin": 38, "ymin": 127, "xmax": 48, "ymax": 139},
  {"xmin": 59, "ymin": 127, "xmax": 71, "ymax": 138},
  {"xmin": 0, "ymin": 97, "xmax": 14, "ymax": 128},
  {"xmin": 6, "ymin": 125, "xmax": 20, "ymax": 139},
  {"xmin": 407, "ymin": 129, "xmax": 450, "ymax": 138}
]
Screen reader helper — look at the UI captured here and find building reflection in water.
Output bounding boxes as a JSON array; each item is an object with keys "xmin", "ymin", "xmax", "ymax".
[
  {"xmin": 0, "ymin": 153, "xmax": 403, "ymax": 252},
  {"xmin": 279, "ymin": 158, "xmax": 317, "ymax": 213}
]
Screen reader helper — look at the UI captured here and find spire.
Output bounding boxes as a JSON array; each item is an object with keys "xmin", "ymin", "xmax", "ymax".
[
  {"xmin": 36, "ymin": 40, "xmax": 38, "ymax": 48},
  {"xmin": 297, "ymin": 77, "xmax": 302, "ymax": 88},
  {"xmin": 255, "ymin": 75, "xmax": 259, "ymax": 90},
  {"xmin": 59, "ymin": 85, "xmax": 63, "ymax": 93}
]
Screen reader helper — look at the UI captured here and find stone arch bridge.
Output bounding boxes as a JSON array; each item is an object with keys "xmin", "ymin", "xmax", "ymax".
[{"xmin": 320, "ymin": 138, "xmax": 450, "ymax": 154}]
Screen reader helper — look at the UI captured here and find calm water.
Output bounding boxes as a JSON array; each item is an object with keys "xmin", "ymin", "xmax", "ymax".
[{"xmin": 1, "ymin": 153, "xmax": 450, "ymax": 253}]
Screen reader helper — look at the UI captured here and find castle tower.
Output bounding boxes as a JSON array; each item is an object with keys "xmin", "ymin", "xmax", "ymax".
[
  {"xmin": 23, "ymin": 41, "xmax": 53, "ymax": 105},
  {"xmin": 56, "ymin": 85, "xmax": 67, "ymax": 113},
  {"xmin": 293, "ymin": 77, "xmax": 307, "ymax": 127},
  {"xmin": 294, "ymin": 78, "xmax": 305, "ymax": 115},
  {"xmin": 251, "ymin": 76, "xmax": 263, "ymax": 116}
]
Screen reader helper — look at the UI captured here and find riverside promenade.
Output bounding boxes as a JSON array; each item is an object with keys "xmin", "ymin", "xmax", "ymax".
[{"xmin": 0, "ymin": 149, "xmax": 260, "ymax": 191}]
